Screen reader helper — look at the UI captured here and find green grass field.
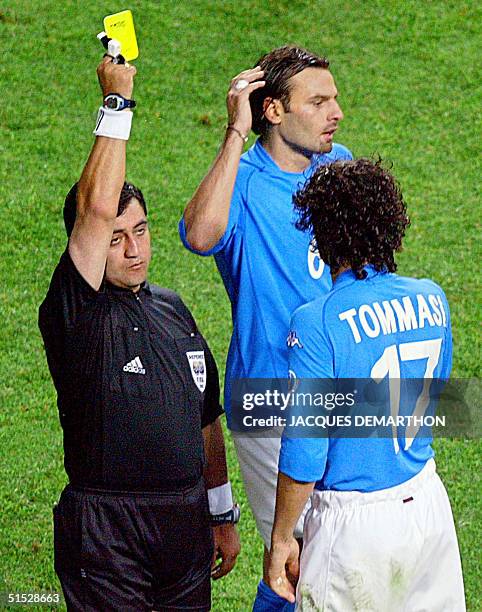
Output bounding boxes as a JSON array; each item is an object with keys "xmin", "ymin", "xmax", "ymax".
[{"xmin": 1, "ymin": 1, "xmax": 480, "ymax": 610}]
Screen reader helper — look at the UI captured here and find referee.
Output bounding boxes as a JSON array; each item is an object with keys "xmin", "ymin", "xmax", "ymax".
[{"xmin": 38, "ymin": 57, "xmax": 239, "ymax": 611}]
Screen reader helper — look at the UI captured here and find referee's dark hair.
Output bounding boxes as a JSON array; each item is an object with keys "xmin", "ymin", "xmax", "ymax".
[
  {"xmin": 250, "ymin": 45, "xmax": 330, "ymax": 137},
  {"xmin": 294, "ymin": 158, "xmax": 410, "ymax": 280},
  {"xmin": 63, "ymin": 182, "xmax": 147, "ymax": 237}
]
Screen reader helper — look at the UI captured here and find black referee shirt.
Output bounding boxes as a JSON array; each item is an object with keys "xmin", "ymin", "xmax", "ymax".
[{"xmin": 39, "ymin": 250, "xmax": 223, "ymax": 492}]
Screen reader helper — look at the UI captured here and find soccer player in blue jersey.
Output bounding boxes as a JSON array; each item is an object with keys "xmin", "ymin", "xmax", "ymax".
[
  {"xmin": 268, "ymin": 159, "xmax": 465, "ymax": 610},
  {"xmin": 180, "ymin": 46, "xmax": 352, "ymax": 610}
]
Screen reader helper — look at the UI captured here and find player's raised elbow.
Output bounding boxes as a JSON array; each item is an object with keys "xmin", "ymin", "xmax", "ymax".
[
  {"xmin": 185, "ymin": 228, "xmax": 222, "ymax": 253},
  {"xmin": 182, "ymin": 192, "xmax": 230, "ymax": 252},
  {"xmin": 184, "ymin": 217, "xmax": 225, "ymax": 253}
]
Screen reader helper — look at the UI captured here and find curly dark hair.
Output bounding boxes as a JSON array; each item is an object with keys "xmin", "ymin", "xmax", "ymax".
[
  {"xmin": 250, "ymin": 45, "xmax": 329, "ymax": 137},
  {"xmin": 294, "ymin": 158, "xmax": 410, "ymax": 279},
  {"xmin": 63, "ymin": 181, "xmax": 147, "ymax": 237}
]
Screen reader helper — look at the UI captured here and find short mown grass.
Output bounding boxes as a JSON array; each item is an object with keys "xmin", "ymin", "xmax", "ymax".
[{"xmin": 0, "ymin": 1, "xmax": 480, "ymax": 610}]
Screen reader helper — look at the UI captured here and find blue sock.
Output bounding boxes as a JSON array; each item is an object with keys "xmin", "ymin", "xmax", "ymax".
[{"xmin": 252, "ymin": 579, "xmax": 295, "ymax": 612}]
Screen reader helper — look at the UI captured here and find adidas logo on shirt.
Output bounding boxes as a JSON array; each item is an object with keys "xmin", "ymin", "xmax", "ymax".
[{"xmin": 123, "ymin": 356, "xmax": 146, "ymax": 375}]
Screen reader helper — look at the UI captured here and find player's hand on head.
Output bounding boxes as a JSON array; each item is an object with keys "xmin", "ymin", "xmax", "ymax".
[
  {"xmin": 226, "ymin": 66, "xmax": 265, "ymax": 137},
  {"xmin": 210, "ymin": 524, "xmax": 240, "ymax": 580},
  {"xmin": 97, "ymin": 55, "xmax": 137, "ymax": 100},
  {"xmin": 267, "ymin": 538, "xmax": 299, "ymax": 603}
]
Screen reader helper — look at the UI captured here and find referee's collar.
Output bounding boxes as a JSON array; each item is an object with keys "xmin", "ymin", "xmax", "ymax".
[
  {"xmin": 105, "ymin": 280, "xmax": 152, "ymax": 296},
  {"xmin": 333, "ymin": 265, "xmax": 387, "ymax": 288}
]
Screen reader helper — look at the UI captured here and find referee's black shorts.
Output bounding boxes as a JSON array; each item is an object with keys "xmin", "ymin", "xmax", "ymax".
[{"xmin": 53, "ymin": 479, "xmax": 213, "ymax": 611}]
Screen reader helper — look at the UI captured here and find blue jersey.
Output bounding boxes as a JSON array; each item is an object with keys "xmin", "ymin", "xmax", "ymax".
[
  {"xmin": 280, "ymin": 265, "xmax": 452, "ymax": 491},
  {"xmin": 179, "ymin": 139, "xmax": 352, "ymax": 423}
]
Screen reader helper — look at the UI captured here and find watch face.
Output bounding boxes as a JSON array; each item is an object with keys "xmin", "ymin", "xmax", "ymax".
[{"xmin": 105, "ymin": 96, "xmax": 120, "ymax": 110}]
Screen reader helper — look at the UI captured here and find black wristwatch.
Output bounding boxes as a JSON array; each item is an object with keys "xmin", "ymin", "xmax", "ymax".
[
  {"xmin": 211, "ymin": 503, "xmax": 241, "ymax": 526},
  {"xmin": 103, "ymin": 93, "xmax": 137, "ymax": 111}
]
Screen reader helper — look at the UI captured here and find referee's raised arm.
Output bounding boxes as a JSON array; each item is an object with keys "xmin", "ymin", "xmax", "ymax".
[{"xmin": 68, "ymin": 57, "xmax": 136, "ymax": 290}]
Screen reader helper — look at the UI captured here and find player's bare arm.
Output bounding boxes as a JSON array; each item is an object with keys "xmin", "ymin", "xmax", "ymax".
[
  {"xmin": 182, "ymin": 67, "xmax": 265, "ymax": 252},
  {"xmin": 69, "ymin": 57, "xmax": 136, "ymax": 290},
  {"xmin": 268, "ymin": 472, "xmax": 314, "ymax": 603},
  {"xmin": 202, "ymin": 418, "xmax": 241, "ymax": 580}
]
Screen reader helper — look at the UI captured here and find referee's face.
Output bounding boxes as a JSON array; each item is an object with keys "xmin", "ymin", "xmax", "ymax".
[{"xmin": 106, "ymin": 198, "xmax": 151, "ymax": 292}]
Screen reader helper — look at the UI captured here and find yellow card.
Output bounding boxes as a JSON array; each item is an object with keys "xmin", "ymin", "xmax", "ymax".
[{"xmin": 104, "ymin": 10, "xmax": 139, "ymax": 61}]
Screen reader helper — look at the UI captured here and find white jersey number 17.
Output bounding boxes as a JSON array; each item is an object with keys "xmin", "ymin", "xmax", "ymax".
[{"xmin": 370, "ymin": 338, "xmax": 443, "ymax": 454}]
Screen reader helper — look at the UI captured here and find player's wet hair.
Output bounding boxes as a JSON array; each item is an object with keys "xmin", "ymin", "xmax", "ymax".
[
  {"xmin": 250, "ymin": 45, "xmax": 329, "ymax": 137},
  {"xmin": 294, "ymin": 158, "xmax": 410, "ymax": 279},
  {"xmin": 63, "ymin": 181, "xmax": 147, "ymax": 237}
]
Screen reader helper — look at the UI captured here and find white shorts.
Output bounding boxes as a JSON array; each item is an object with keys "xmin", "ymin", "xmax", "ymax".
[
  {"xmin": 296, "ymin": 459, "xmax": 466, "ymax": 611},
  {"xmin": 232, "ymin": 430, "xmax": 309, "ymax": 549}
]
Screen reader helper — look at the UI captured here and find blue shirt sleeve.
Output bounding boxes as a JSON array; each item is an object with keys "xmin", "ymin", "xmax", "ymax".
[
  {"xmin": 287, "ymin": 302, "xmax": 333, "ymax": 379},
  {"xmin": 178, "ymin": 180, "xmax": 244, "ymax": 256},
  {"xmin": 279, "ymin": 303, "xmax": 333, "ymax": 483}
]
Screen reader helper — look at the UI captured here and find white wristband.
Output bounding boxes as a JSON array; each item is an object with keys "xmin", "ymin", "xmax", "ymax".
[
  {"xmin": 208, "ymin": 482, "xmax": 233, "ymax": 515},
  {"xmin": 93, "ymin": 106, "xmax": 133, "ymax": 140}
]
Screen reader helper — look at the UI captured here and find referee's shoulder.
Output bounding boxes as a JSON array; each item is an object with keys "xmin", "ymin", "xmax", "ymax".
[
  {"xmin": 149, "ymin": 284, "xmax": 183, "ymax": 306},
  {"xmin": 148, "ymin": 284, "xmax": 196, "ymax": 321}
]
